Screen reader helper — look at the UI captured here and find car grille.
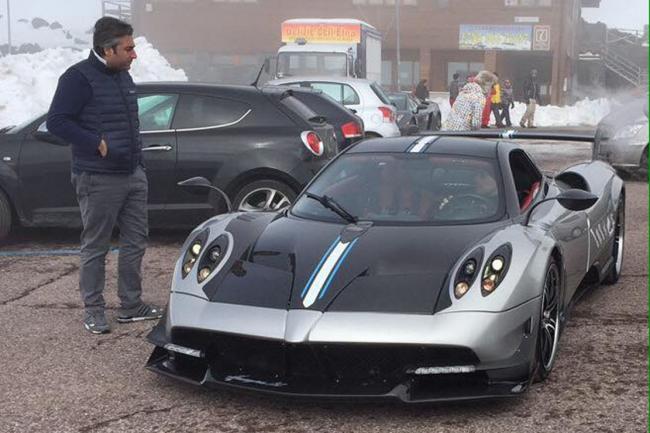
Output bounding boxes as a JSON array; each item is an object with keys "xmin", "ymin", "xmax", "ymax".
[{"xmin": 171, "ymin": 328, "xmax": 480, "ymax": 394}]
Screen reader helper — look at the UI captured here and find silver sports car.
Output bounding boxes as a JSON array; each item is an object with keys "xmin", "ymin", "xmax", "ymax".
[{"xmin": 147, "ymin": 131, "xmax": 625, "ymax": 403}]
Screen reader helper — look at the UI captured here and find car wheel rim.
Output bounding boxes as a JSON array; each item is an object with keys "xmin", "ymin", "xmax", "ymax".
[
  {"xmin": 540, "ymin": 263, "xmax": 560, "ymax": 371},
  {"xmin": 613, "ymin": 204, "xmax": 625, "ymax": 275},
  {"xmin": 238, "ymin": 187, "xmax": 291, "ymax": 212}
]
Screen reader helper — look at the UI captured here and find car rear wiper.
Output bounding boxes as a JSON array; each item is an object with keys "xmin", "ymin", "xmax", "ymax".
[{"xmin": 305, "ymin": 192, "xmax": 357, "ymax": 224}]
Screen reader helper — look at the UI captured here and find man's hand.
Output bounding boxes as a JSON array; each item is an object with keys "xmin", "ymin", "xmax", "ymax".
[{"xmin": 98, "ymin": 138, "xmax": 108, "ymax": 158}]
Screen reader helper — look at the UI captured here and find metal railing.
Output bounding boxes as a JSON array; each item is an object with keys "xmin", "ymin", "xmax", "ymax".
[{"xmin": 601, "ymin": 29, "xmax": 647, "ymax": 87}]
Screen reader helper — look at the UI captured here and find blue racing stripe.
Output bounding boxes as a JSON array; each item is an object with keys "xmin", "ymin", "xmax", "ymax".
[
  {"xmin": 300, "ymin": 236, "xmax": 341, "ymax": 299},
  {"xmin": 318, "ymin": 238, "xmax": 358, "ymax": 300}
]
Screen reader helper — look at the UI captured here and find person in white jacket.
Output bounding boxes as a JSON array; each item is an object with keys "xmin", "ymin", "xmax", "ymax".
[{"xmin": 443, "ymin": 71, "xmax": 498, "ymax": 131}]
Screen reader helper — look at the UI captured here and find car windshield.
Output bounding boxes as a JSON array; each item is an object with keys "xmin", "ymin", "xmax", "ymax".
[
  {"xmin": 277, "ymin": 52, "xmax": 348, "ymax": 77},
  {"xmin": 291, "ymin": 153, "xmax": 504, "ymax": 225},
  {"xmin": 389, "ymin": 94, "xmax": 408, "ymax": 111}
]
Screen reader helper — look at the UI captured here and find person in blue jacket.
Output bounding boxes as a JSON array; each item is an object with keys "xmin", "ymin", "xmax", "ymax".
[{"xmin": 47, "ymin": 17, "xmax": 162, "ymax": 335}]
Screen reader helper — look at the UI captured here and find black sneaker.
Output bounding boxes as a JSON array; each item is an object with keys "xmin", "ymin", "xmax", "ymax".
[
  {"xmin": 83, "ymin": 311, "xmax": 110, "ymax": 334},
  {"xmin": 117, "ymin": 304, "xmax": 163, "ymax": 323}
]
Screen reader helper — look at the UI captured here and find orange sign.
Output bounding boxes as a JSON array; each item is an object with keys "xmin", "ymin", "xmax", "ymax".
[{"xmin": 281, "ymin": 23, "xmax": 361, "ymax": 44}]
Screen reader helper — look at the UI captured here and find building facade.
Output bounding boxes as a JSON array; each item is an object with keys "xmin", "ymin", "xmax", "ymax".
[{"xmin": 132, "ymin": 0, "xmax": 599, "ymax": 105}]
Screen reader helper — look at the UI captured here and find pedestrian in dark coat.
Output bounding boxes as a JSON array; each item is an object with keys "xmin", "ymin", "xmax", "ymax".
[
  {"xmin": 520, "ymin": 69, "xmax": 541, "ymax": 128},
  {"xmin": 47, "ymin": 17, "xmax": 163, "ymax": 335},
  {"xmin": 501, "ymin": 79, "xmax": 515, "ymax": 127},
  {"xmin": 414, "ymin": 79, "xmax": 429, "ymax": 102},
  {"xmin": 449, "ymin": 73, "xmax": 460, "ymax": 107}
]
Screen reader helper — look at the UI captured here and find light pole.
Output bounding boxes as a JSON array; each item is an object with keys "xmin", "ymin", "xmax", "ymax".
[{"xmin": 395, "ymin": 0, "xmax": 401, "ymax": 91}]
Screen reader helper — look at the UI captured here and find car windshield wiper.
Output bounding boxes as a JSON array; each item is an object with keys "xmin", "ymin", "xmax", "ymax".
[{"xmin": 305, "ymin": 192, "xmax": 357, "ymax": 224}]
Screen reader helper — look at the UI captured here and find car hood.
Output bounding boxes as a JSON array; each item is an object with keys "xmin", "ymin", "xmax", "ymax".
[{"xmin": 202, "ymin": 213, "xmax": 506, "ymax": 314}]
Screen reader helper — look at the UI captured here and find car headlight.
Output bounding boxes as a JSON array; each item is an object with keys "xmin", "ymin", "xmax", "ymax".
[
  {"xmin": 612, "ymin": 123, "xmax": 645, "ymax": 140},
  {"xmin": 453, "ymin": 248, "xmax": 484, "ymax": 299},
  {"xmin": 196, "ymin": 234, "xmax": 230, "ymax": 284},
  {"xmin": 481, "ymin": 244, "xmax": 512, "ymax": 296},
  {"xmin": 181, "ymin": 229, "xmax": 209, "ymax": 279}
]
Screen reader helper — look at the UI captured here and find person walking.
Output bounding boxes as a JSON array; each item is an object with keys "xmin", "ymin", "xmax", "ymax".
[
  {"xmin": 47, "ymin": 17, "xmax": 162, "ymax": 334},
  {"xmin": 481, "ymin": 83, "xmax": 495, "ymax": 128},
  {"xmin": 520, "ymin": 69, "xmax": 541, "ymax": 128},
  {"xmin": 448, "ymin": 73, "xmax": 460, "ymax": 107},
  {"xmin": 501, "ymin": 79, "xmax": 515, "ymax": 127},
  {"xmin": 443, "ymin": 70, "xmax": 498, "ymax": 131},
  {"xmin": 490, "ymin": 72, "xmax": 504, "ymax": 128},
  {"xmin": 414, "ymin": 79, "xmax": 429, "ymax": 102}
]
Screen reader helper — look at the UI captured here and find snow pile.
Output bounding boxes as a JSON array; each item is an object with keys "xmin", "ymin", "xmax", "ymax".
[
  {"xmin": 434, "ymin": 96, "xmax": 614, "ymax": 128},
  {"xmin": 0, "ymin": 37, "xmax": 187, "ymax": 128}
]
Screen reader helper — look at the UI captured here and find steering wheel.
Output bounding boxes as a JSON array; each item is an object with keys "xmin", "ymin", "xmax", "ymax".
[{"xmin": 438, "ymin": 193, "xmax": 492, "ymax": 217}]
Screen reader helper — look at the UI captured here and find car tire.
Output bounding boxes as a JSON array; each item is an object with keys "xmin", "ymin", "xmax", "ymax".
[
  {"xmin": 364, "ymin": 132, "xmax": 382, "ymax": 139},
  {"xmin": 533, "ymin": 258, "xmax": 561, "ymax": 383},
  {"xmin": 603, "ymin": 195, "xmax": 625, "ymax": 285},
  {"xmin": 435, "ymin": 113, "xmax": 442, "ymax": 131},
  {"xmin": 233, "ymin": 179, "xmax": 296, "ymax": 212},
  {"xmin": 0, "ymin": 189, "xmax": 12, "ymax": 240}
]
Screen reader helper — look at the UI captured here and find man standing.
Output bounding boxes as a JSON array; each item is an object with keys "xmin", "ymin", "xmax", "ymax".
[
  {"xmin": 414, "ymin": 79, "xmax": 429, "ymax": 102},
  {"xmin": 490, "ymin": 72, "xmax": 504, "ymax": 128},
  {"xmin": 443, "ymin": 70, "xmax": 497, "ymax": 131},
  {"xmin": 520, "ymin": 69, "xmax": 541, "ymax": 128},
  {"xmin": 448, "ymin": 73, "xmax": 460, "ymax": 107},
  {"xmin": 47, "ymin": 17, "xmax": 162, "ymax": 334}
]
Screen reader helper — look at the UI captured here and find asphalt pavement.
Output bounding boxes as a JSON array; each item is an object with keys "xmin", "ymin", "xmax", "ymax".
[{"xmin": 0, "ymin": 137, "xmax": 647, "ymax": 433}]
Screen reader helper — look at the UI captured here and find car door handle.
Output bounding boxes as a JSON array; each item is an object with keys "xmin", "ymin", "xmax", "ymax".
[{"xmin": 143, "ymin": 145, "xmax": 173, "ymax": 152}]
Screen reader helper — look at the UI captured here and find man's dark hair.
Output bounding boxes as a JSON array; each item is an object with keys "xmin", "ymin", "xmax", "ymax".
[
  {"xmin": 93, "ymin": 17, "xmax": 133, "ymax": 56},
  {"xmin": 453, "ymin": 73, "xmax": 459, "ymax": 80}
]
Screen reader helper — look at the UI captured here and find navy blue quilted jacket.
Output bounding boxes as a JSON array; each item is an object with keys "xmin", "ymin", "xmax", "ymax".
[{"xmin": 47, "ymin": 51, "xmax": 142, "ymax": 174}]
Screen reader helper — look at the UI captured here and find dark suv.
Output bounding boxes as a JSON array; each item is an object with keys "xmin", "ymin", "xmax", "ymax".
[{"xmin": 0, "ymin": 83, "xmax": 337, "ymax": 238}]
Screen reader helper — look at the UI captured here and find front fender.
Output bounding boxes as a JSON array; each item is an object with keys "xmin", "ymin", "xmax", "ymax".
[{"xmin": 442, "ymin": 224, "xmax": 556, "ymax": 313}]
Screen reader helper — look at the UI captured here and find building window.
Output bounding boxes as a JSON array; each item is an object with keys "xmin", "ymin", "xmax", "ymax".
[{"xmin": 447, "ymin": 62, "xmax": 484, "ymax": 86}]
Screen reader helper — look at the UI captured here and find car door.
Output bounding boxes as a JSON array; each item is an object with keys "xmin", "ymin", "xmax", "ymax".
[
  {"xmin": 17, "ymin": 116, "xmax": 78, "ymax": 226},
  {"xmin": 167, "ymin": 92, "xmax": 254, "ymax": 226},
  {"xmin": 510, "ymin": 150, "xmax": 588, "ymax": 297},
  {"xmin": 137, "ymin": 93, "xmax": 179, "ymax": 226}
]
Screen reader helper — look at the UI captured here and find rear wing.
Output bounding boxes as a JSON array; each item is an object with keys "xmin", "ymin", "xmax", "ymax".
[{"xmin": 415, "ymin": 130, "xmax": 596, "ymax": 143}]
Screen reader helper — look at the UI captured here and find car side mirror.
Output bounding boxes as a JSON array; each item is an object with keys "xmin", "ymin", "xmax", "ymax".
[
  {"xmin": 178, "ymin": 177, "xmax": 232, "ymax": 213},
  {"xmin": 556, "ymin": 189, "xmax": 598, "ymax": 211},
  {"xmin": 523, "ymin": 188, "xmax": 597, "ymax": 226},
  {"xmin": 33, "ymin": 130, "xmax": 67, "ymax": 146}
]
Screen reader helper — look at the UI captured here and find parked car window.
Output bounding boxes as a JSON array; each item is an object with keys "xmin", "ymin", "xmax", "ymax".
[
  {"xmin": 388, "ymin": 94, "xmax": 408, "ymax": 111},
  {"xmin": 370, "ymin": 82, "xmax": 392, "ymax": 105},
  {"xmin": 172, "ymin": 94, "xmax": 250, "ymax": 130},
  {"xmin": 307, "ymin": 82, "xmax": 360, "ymax": 106},
  {"xmin": 138, "ymin": 94, "xmax": 179, "ymax": 131}
]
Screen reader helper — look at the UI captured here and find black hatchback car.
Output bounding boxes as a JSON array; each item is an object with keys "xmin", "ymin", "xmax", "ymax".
[{"xmin": 0, "ymin": 83, "xmax": 338, "ymax": 239}]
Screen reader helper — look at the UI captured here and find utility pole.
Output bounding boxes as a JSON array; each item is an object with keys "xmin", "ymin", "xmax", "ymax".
[
  {"xmin": 6, "ymin": 0, "xmax": 11, "ymax": 55},
  {"xmin": 395, "ymin": 0, "xmax": 401, "ymax": 91}
]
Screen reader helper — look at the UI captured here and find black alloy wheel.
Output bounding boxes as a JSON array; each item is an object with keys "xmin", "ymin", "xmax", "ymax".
[
  {"xmin": 534, "ymin": 259, "xmax": 561, "ymax": 382},
  {"xmin": 603, "ymin": 196, "xmax": 625, "ymax": 285}
]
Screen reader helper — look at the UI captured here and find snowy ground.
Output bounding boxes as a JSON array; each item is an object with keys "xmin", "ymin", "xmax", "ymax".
[
  {"xmin": 433, "ymin": 96, "xmax": 614, "ymax": 128},
  {"xmin": 0, "ymin": 37, "xmax": 187, "ymax": 129}
]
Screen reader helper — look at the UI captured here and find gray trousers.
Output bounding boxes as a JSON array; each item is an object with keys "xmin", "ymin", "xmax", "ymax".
[{"xmin": 72, "ymin": 166, "xmax": 148, "ymax": 314}]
